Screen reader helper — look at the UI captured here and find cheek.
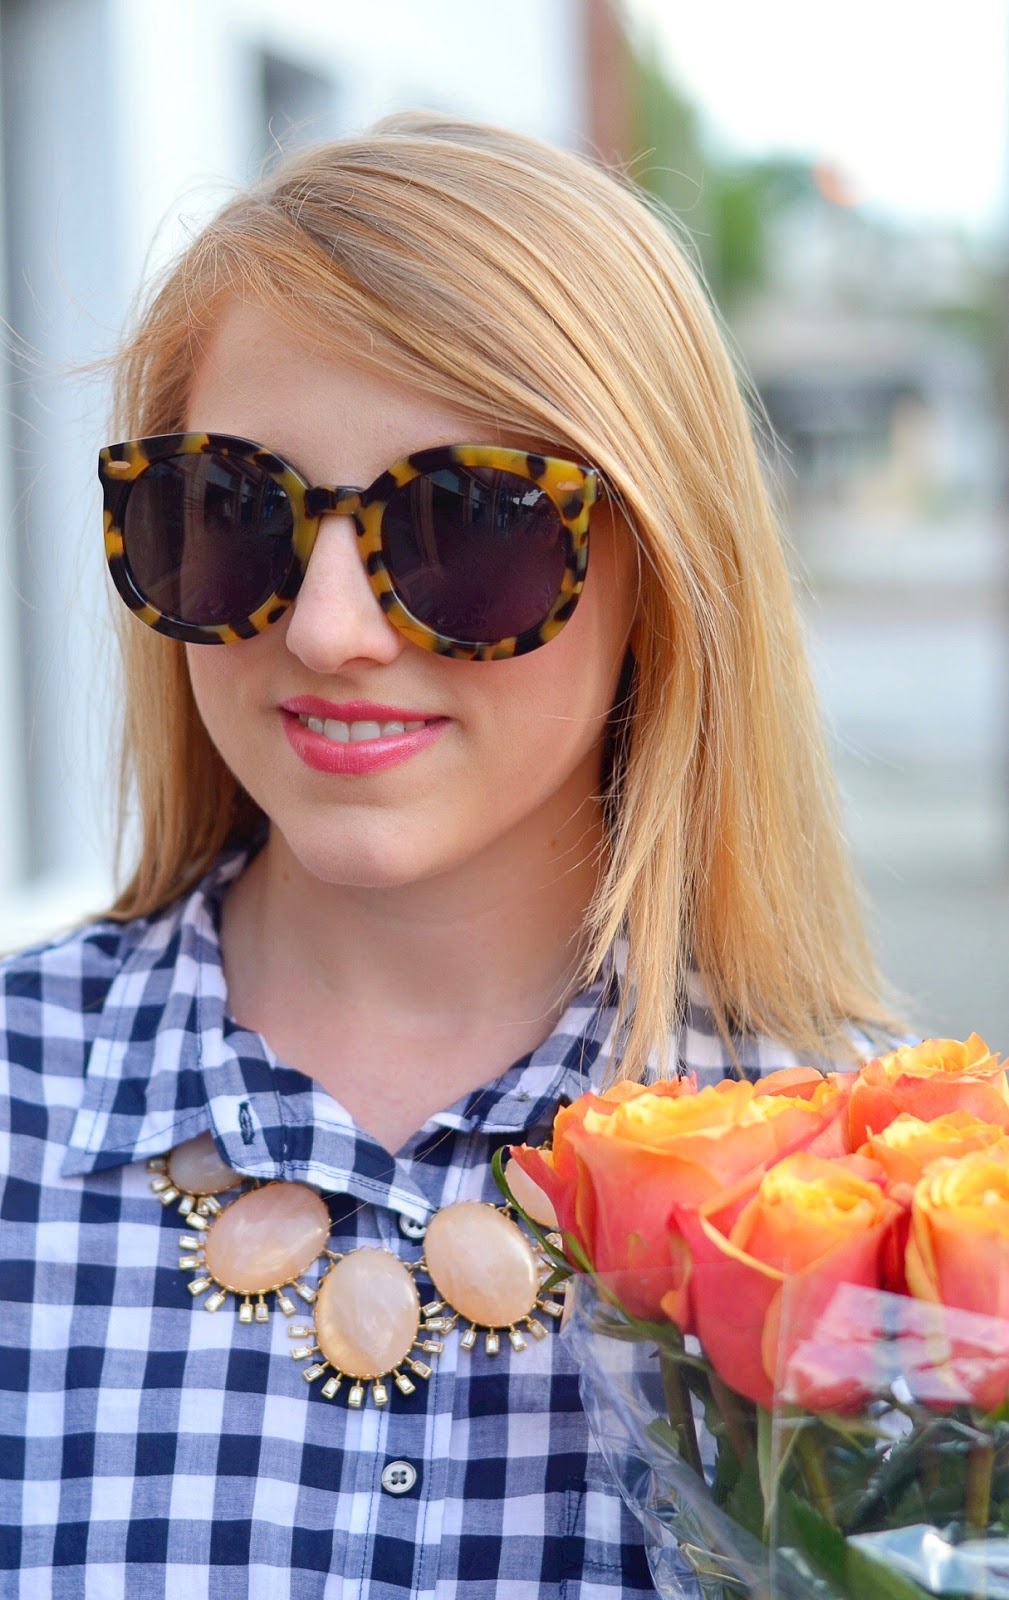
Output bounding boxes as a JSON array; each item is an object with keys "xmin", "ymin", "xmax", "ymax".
[
  {"xmin": 461, "ymin": 521, "xmax": 636, "ymax": 775},
  {"xmin": 185, "ymin": 643, "xmax": 261, "ymax": 756}
]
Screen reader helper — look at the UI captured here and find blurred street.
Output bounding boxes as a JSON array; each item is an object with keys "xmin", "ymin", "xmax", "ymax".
[{"xmin": 798, "ymin": 506, "xmax": 1009, "ymax": 1044}]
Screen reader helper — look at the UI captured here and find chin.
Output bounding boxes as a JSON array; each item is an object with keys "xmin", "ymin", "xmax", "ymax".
[{"xmin": 280, "ymin": 818, "xmax": 453, "ymax": 892}]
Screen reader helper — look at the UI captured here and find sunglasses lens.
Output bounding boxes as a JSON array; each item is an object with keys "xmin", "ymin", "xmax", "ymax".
[
  {"xmin": 381, "ymin": 465, "xmax": 570, "ymax": 644},
  {"xmin": 121, "ymin": 454, "xmax": 294, "ymax": 626}
]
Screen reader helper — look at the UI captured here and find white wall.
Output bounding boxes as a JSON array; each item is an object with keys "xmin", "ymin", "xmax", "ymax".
[{"xmin": 0, "ymin": 0, "xmax": 587, "ymax": 953}]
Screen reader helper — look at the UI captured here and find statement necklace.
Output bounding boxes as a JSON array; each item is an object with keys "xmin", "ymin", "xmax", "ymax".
[{"xmin": 148, "ymin": 1131, "xmax": 563, "ymax": 1409}]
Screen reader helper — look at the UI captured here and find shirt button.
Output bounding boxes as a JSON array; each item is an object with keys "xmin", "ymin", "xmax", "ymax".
[
  {"xmin": 397, "ymin": 1214, "xmax": 427, "ymax": 1241},
  {"xmin": 381, "ymin": 1460, "xmax": 418, "ymax": 1495}
]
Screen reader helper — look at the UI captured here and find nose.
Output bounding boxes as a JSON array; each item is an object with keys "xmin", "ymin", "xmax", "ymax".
[{"xmin": 283, "ymin": 514, "xmax": 405, "ymax": 672}]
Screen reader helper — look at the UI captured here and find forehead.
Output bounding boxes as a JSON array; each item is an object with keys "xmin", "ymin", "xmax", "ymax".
[{"xmin": 183, "ymin": 297, "xmax": 528, "ymax": 482}]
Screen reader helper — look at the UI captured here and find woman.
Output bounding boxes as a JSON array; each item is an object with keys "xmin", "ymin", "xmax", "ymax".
[{"xmin": 0, "ymin": 112, "xmax": 897, "ymax": 1597}]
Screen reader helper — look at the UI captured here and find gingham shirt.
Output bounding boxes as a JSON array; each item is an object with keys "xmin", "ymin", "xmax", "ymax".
[{"xmin": 0, "ymin": 834, "xmax": 813, "ymax": 1600}]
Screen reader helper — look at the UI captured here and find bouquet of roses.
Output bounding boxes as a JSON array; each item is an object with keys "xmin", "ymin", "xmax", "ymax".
[{"xmin": 503, "ymin": 1036, "xmax": 1009, "ymax": 1600}]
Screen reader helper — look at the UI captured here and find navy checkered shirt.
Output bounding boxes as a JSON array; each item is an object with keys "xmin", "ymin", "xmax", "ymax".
[{"xmin": 1, "ymin": 834, "xmax": 819, "ymax": 1598}]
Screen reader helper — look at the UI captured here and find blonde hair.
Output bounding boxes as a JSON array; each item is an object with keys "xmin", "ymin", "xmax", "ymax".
[{"xmin": 95, "ymin": 109, "xmax": 898, "ymax": 1076}]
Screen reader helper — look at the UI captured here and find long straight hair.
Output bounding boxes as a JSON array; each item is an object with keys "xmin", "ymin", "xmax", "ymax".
[{"xmin": 94, "ymin": 110, "xmax": 899, "ymax": 1077}]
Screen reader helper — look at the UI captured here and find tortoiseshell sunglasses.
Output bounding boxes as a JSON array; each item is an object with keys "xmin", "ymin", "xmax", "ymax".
[{"xmin": 98, "ymin": 431, "xmax": 603, "ymax": 659}]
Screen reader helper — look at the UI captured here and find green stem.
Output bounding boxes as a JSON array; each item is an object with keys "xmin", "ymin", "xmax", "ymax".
[
  {"xmin": 660, "ymin": 1349, "xmax": 704, "ymax": 1480},
  {"xmin": 795, "ymin": 1426, "xmax": 837, "ymax": 1529},
  {"xmin": 966, "ymin": 1436, "xmax": 994, "ymax": 1532},
  {"xmin": 708, "ymin": 1368, "xmax": 756, "ymax": 1475},
  {"xmin": 966, "ymin": 1436, "xmax": 994, "ymax": 1600}
]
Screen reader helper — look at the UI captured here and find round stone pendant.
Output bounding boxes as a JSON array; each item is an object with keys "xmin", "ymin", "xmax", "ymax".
[
  {"xmin": 178, "ymin": 1181, "xmax": 331, "ymax": 1321},
  {"xmin": 292, "ymin": 1248, "xmax": 444, "ymax": 1408},
  {"xmin": 421, "ymin": 1202, "xmax": 565, "ymax": 1355},
  {"xmin": 148, "ymin": 1131, "xmax": 242, "ymax": 1221}
]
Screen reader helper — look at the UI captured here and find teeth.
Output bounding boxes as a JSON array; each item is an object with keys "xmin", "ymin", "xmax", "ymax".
[{"xmin": 298, "ymin": 714, "xmax": 429, "ymax": 743}]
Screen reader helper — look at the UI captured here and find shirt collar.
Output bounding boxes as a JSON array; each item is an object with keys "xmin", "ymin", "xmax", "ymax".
[{"xmin": 61, "ymin": 834, "xmax": 621, "ymax": 1215}]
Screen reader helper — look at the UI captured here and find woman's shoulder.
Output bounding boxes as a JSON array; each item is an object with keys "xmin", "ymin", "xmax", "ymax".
[
  {"xmin": 0, "ymin": 848, "xmax": 235, "ymax": 1095},
  {"xmin": 0, "ymin": 841, "xmax": 252, "ymax": 1053},
  {"xmin": 1, "ymin": 911, "xmax": 136, "ymax": 1017},
  {"xmin": 0, "ymin": 909, "xmax": 157, "ymax": 1106},
  {"xmin": 669, "ymin": 969, "xmax": 911, "ymax": 1087}
]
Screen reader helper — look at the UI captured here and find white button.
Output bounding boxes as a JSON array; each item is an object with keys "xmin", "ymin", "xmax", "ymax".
[
  {"xmin": 381, "ymin": 1460, "xmax": 418, "ymax": 1495},
  {"xmin": 397, "ymin": 1214, "xmax": 427, "ymax": 1241}
]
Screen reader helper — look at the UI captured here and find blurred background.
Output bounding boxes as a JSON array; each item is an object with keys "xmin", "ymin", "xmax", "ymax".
[{"xmin": 0, "ymin": 0, "xmax": 1005, "ymax": 1042}]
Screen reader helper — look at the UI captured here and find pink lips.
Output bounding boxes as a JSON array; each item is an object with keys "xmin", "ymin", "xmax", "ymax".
[{"xmin": 278, "ymin": 698, "xmax": 448, "ymax": 775}]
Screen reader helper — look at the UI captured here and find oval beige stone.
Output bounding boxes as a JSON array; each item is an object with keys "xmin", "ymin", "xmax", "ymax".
[
  {"xmin": 203, "ymin": 1182, "xmax": 330, "ymax": 1294},
  {"xmin": 424, "ymin": 1202, "xmax": 540, "ymax": 1328},
  {"xmin": 504, "ymin": 1158, "xmax": 558, "ymax": 1228},
  {"xmin": 314, "ymin": 1251, "xmax": 420, "ymax": 1379},
  {"xmin": 168, "ymin": 1131, "xmax": 241, "ymax": 1196}
]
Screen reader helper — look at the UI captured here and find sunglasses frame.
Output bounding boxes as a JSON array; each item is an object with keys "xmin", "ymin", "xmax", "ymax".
[{"xmin": 98, "ymin": 431, "xmax": 602, "ymax": 659}]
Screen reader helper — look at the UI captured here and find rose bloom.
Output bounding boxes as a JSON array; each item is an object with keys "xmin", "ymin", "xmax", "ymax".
[
  {"xmin": 510, "ymin": 1070, "xmax": 851, "ymax": 1319},
  {"xmin": 860, "ymin": 1110, "xmax": 1008, "ymax": 1189},
  {"xmin": 670, "ymin": 1152, "xmax": 901, "ymax": 1410},
  {"xmin": 905, "ymin": 1145, "xmax": 1009, "ymax": 1409},
  {"xmin": 848, "ymin": 1035, "xmax": 1008, "ymax": 1150},
  {"xmin": 907, "ymin": 1146, "xmax": 1009, "ymax": 1318}
]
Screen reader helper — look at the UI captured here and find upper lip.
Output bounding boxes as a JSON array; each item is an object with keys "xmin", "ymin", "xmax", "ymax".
[{"xmin": 280, "ymin": 696, "xmax": 441, "ymax": 722}]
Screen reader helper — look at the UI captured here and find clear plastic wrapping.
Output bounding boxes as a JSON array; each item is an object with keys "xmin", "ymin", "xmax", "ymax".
[{"xmin": 564, "ymin": 1273, "xmax": 1009, "ymax": 1600}]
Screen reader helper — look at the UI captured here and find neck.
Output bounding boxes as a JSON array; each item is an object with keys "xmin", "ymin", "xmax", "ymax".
[{"xmin": 218, "ymin": 787, "xmax": 609, "ymax": 1146}]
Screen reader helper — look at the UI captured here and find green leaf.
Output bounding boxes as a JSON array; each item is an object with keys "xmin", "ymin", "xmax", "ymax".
[
  {"xmin": 779, "ymin": 1494, "xmax": 848, "ymax": 1587},
  {"xmin": 779, "ymin": 1494, "xmax": 936, "ymax": 1599},
  {"xmin": 724, "ymin": 1448, "xmax": 766, "ymax": 1543},
  {"xmin": 845, "ymin": 1542, "xmax": 932, "ymax": 1600}
]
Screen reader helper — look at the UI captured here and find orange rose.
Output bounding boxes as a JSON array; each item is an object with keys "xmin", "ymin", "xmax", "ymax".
[
  {"xmin": 849, "ymin": 1035, "xmax": 1007, "ymax": 1149},
  {"xmin": 669, "ymin": 1152, "xmax": 901, "ymax": 1409},
  {"xmin": 511, "ymin": 1073, "xmax": 850, "ymax": 1319},
  {"xmin": 859, "ymin": 1110, "xmax": 1008, "ymax": 1188},
  {"xmin": 904, "ymin": 1146, "xmax": 1009, "ymax": 1408},
  {"xmin": 907, "ymin": 1146, "xmax": 1009, "ymax": 1318}
]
